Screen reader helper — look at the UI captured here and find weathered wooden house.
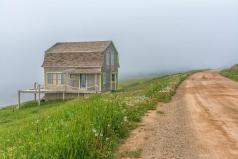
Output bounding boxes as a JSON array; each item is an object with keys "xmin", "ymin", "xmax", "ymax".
[{"xmin": 41, "ymin": 41, "xmax": 119, "ymax": 100}]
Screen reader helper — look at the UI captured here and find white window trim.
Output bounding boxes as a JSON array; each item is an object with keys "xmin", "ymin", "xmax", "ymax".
[
  {"xmin": 47, "ymin": 73, "xmax": 54, "ymax": 85},
  {"xmin": 46, "ymin": 72, "xmax": 65, "ymax": 85},
  {"xmin": 110, "ymin": 72, "xmax": 117, "ymax": 90}
]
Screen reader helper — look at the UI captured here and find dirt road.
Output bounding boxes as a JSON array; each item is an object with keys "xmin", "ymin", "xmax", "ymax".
[{"xmin": 119, "ymin": 71, "xmax": 238, "ymax": 159}]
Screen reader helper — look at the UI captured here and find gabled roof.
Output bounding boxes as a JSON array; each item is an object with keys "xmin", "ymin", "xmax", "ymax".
[
  {"xmin": 46, "ymin": 41, "xmax": 112, "ymax": 53},
  {"xmin": 42, "ymin": 41, "xmax": 113, "ymax": 67}
]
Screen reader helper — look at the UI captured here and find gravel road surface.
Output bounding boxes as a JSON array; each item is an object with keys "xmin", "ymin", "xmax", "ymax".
[{"xmin": 119, "ymin": 71, "xmax": 238, "ymax": 159}]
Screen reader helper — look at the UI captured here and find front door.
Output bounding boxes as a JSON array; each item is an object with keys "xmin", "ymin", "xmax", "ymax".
[{"xmin": 80, "ymin": 74, "xmax": 87, "ymax": 89}]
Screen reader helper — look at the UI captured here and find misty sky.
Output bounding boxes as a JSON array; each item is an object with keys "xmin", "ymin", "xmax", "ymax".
[{"xmin": 0, "ymin": 0, "xmax": 238, "ymax": 106}]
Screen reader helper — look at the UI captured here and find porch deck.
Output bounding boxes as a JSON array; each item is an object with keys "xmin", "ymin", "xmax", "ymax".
[{"xmin": 17, "ymin": 83, "xmax": 99, "ymax": 108}]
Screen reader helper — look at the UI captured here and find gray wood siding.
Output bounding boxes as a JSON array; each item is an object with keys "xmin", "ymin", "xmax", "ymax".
[
  {"xmin": 44, "ymin": 67, "xmax": 101, "ymax": 92},
  {"xmin": 101, "ymin": 44, "xmax": 119, "ymax": 92},
  {"xmin": 87, "ymin": 74, "xmax": 100, "ymax": 91}
]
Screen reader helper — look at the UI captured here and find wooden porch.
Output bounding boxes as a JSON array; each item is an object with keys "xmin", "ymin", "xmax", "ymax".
[{"xmin": 17, "ymin": 82, "xmax": 99, "ymax": 109}]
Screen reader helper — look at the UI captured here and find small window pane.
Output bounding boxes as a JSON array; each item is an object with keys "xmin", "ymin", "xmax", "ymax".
[
  {"xmin": 47, "ymin": 73, "xmax": 53, "ymax": 84},
  {"xmin": 61, "ymin": 74, "xmax": 65, "ymax": 84},
  {"xmin": 80, "ymin": 74, "xmax": 86, "ymax": 88},
  {"xmin": 57, "ymin": 74, "xmax": 61, "ymax": 84},
  {"xmin": 106, "ymin": 52, "xmax": 110, "ymax": 65},
  {"xmin": 103, "ymin": 72, "xmax": 106, "ymax": 84},
  {"xmin": 112, "ymin": 74, "xmax": 115, "ymax": 82},
  {"xmin": 111, "ymin": 52, "xmax": 114, "ymax": 65}
]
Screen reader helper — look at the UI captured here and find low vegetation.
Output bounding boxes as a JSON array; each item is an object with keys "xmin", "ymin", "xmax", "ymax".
[
  {"xmin": 119, "ymin": 149, "xmax": 142, "ymax": 158},
  {"xmin": 0, "ymin": 73, "xmax": 190, "ymax": 159},
  {"xmin": 221, "ymin": 64, "xmax": 238, "ymax": 81}
]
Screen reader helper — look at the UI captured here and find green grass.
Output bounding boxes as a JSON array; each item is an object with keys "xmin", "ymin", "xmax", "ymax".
[
  {"xmin": 119, "ymin": 149, "xmax": 142, "ymax": 158},
  {"xmin": 221, "ymin": 64, "xmax": 238, "ymax": 81},
  {"xmin": 0, "ymin": 73, "xmax": 191, "ymax": 159}
]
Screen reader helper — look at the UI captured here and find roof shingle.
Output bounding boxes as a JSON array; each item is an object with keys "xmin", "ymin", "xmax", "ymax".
[
  {"xmin": 46, "ymin": 41, "xmax": 111, "ymax": 53},
  {"xmin": 42, "ymin": 41, "xmax": 112, "ymax": 67}
]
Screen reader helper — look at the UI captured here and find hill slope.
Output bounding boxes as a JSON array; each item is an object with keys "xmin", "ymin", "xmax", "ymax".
[
  {"xmin": 0, "ymin": 73, "xmax": 189, "ymax": 159},
  {"xmin": 221, "ymin": 64, "xmax": 238, "ymax": 81}
]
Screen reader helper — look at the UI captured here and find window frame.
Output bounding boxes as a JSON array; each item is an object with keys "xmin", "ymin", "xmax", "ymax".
[
  {"xmin": 103, "ymin": 72, "xmax": 106, "ymax": 85},
  {"xmin": 47, "ymin": 73, "xmax": 54, "ymax": 84},
  {"xmin": 80, "ymin": 74, "xmax": 87, "ymax": 89},
  {"xmin": 111, "ymin": 52, "xmax": 114, "ymax": 65},
  {"xmin": 47, "ymin": 72, "xmax": 65, "ymax": 85},
  {"xmin": 61, "ymin": 73, "xmax": 65, "ymax": 84},
  {"xmin": 106, "ymin": 51, "xmax": 110, "ymax": 66},
  {"xmin": 111, "ymin": 73, "xmax": 116, "ymax": 82}
]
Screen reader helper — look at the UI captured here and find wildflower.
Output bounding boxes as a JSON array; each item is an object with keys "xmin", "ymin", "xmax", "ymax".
[
  {"xmin": 92, "ymin": 128, "xmax": 97, "ymax": 133},
  {"xmin": 123, "ymin": 116, "xmax": 128, "ymax": 122}
]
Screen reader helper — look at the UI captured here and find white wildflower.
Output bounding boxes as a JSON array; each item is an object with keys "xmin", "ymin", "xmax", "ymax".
[
  {"xmin": 92, "ymin": 128, "xmax": 97, "ymax": 133},
  {"xmin": 123, "ymin": 116, "xmax": 128, "ymax": 122}
]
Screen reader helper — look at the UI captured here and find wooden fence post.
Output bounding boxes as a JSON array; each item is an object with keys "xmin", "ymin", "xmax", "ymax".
[
  {"xmin": 17, "ymin": 90, "xmax": 21, "ymax": 109},
  {"xmin": 38, "ymin": 84, "xmax": 41, "ymax": 106},
  {"xmin": 34, "ymin": 82, "xmax": 37, "ymax": 102},
  {"xmin": 63, "ymin": 84, "xmax": 66, "ymax": 101}
]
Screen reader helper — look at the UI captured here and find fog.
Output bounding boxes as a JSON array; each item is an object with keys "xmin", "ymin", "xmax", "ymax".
[{"xmin": 0, "ymin": 0, "xmax": 238, "ymax": 106}]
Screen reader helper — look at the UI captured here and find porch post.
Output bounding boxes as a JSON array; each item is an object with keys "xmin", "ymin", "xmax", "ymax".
[
  {"xmin": 34, "ymin": 82, "xmax": 37, "ymax": 102},
  {"xmin": 63, "ymin": 84, "xmax": 66, "ymax": 101},
  {"xmin": 116, "ymin": 73, "xmax": 118, "ymax": 90},
  {"xmin": 38, "ymin": 84, "xmax": 41, "ymax": 106},
  {"xmin": 17, "ymin": 90, "xmax": 21, "ymax": 109},
  {"xmin": 94, "ymin": 74, "xmax": 97, "ymax": 92},
  {"xmin": 99, "ymin": 73, "xmax": 102, "ymax": 92},
  {"xmin": 110, "ymin": 72, "xmax": 112, "ymax": 90},
  {"xmin": 65, "ymin": 72, "xmax": 68, "ymax": 86}
]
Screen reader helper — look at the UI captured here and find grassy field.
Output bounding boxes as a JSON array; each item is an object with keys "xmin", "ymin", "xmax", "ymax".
[
  {"xmin": 221, "ymin": 64, "xmax": 238, "ymax": 81},
  {"xmin": 0, "ymin": 73, "xmax": 190, "ymax": 159}
]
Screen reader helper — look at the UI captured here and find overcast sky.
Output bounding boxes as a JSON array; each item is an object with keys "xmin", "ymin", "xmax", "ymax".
[{"xmin": 0, "ymin": 0, "xmax": 238, "ymax": 106}]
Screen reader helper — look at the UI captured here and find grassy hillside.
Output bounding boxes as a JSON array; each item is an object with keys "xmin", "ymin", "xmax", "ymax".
[
  {"xmin": 0, "ymin": 73, "xmax": 190, "ymax": 159},
  {"xmin": 221, "ymin": 64, "xmax": 238, "ymax": 81}
]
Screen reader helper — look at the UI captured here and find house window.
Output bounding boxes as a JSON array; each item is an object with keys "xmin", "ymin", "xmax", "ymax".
[
  {"xmin": 112, "ymin": 73, "xmax": 116, "ymax": 82},
  {"xmin": 103, "ymin": 72, "xmax": 106, "ymax": 85},
  {"xmin": 47, "ymin": 73, "xmax": 54, "ymax": 84},
  {"xmin": 61, "ymin": 74, "xmax": 65, "ymax": 84},
  {"xmin": 56, "ymin": 73, "xmax": 65, "ymax": 85},
  {"xmin": 47, "ymin": 73, "xmax": 65, "ymax": 85},
  {"xmin": 80, "ymin": 74, "xmax": 87, "ymax": 88},
  {"xmin": 57, "ymin": 74, "xmax": 62, "ymax": 84},
  {"xmin": 111, "ymin": 52, "xmax": 114, "ymax": 65},
  {"xmin": 106, "ymin": 52, "xmax": 110, "ymax": 66}
]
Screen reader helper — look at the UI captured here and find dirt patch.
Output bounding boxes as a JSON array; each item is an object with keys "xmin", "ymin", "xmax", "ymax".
[{"xmin": 118, "ymin": 106, "xmax": 161, "ymax": 159}]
